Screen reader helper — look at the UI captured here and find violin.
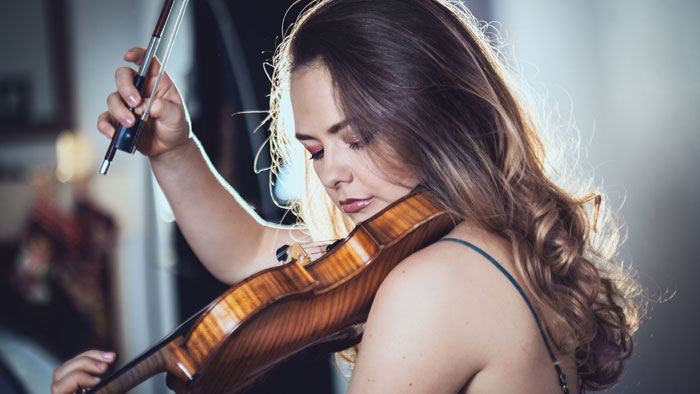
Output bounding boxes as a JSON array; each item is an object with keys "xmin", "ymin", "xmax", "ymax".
[{"xmin": 85, "ymin": 190, "xmax": 454, "ymax": 393}]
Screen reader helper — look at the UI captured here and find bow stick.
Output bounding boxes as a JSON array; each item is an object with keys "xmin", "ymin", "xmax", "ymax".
[{"xmin": 100, "ymin": 0, "xmax": 190, "ymax": 175}]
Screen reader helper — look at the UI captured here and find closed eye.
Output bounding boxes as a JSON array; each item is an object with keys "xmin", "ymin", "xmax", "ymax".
[
  {"xmin": 303, "ymin": 143, "xmax": 324, "ymax": 161},
  {"xmin": 348, "ymin": 141, "xmax": 364, "ymax": 151},
  {"xmin": 310, "ymin": 148, "xmax": 324, "ymax": 160},
  {"xmin": 344, "ymin": 132, "xmax": 370, "ymax": 151},
  {"xmin": 307, "ymin": 137, "xmax": 367, "ymax": 161}
]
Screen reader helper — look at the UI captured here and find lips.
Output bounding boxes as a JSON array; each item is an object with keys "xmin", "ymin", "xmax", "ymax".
[{"xmin": 339, "ymin": 197, "xmax": 374, "ymax": 213}]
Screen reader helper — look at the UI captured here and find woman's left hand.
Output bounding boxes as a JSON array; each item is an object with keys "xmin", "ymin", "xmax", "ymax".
[{"xmin": 50, "ymin": 350, "xmax": 116, "ymax": 394}]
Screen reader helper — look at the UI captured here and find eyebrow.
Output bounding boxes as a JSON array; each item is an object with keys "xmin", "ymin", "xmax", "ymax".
[{"xmin": 295, "ymin": 119, "xmax": 352, "ymax": 141}]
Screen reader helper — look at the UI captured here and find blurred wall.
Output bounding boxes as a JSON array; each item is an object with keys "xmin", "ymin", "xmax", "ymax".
[
  {"xmin": 0, "ymin": 0, "xmax": 55, "ymax": 122},
  {"xmin": 491, "ymin": 0, "xmax": 700, "ymax": 392}
]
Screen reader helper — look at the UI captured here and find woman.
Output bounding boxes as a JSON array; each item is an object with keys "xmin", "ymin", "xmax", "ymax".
[{"xmin": 51, "ymin": 0, "xmax": 640, "ymax": 393}]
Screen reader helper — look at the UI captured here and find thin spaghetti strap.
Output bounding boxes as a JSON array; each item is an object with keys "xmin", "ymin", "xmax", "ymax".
[{"xmin": 438, "ymin": 237, "xmax": 569, "ymax": 393}]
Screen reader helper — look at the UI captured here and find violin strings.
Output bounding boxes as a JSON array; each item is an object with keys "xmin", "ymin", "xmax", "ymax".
[
  {"xmin": 272, "ymin": 239, "xmax": 339, "ymax": 264},
  {"xmin": 300, "ymin": 240, "xmax": 335, "ymax": 248}
]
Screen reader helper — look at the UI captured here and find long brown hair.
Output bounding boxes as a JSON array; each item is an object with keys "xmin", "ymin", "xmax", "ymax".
[{"xmin": 265, "ymin": 0, "xmax": 641, "ymax": 389}]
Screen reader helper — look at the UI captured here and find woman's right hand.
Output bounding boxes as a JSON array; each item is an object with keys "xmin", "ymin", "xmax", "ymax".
[
  {"xmin": 51, "ymin": 350, "xmax": 116, "ymax": 394},
  {"xmin": 97, "ymin": 47, "xmax": 190, "ymax": 159}
]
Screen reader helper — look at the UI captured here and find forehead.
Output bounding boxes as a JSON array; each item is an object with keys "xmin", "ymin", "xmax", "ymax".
[{"xmin": 289, "ymin": 64, "xmax": 346, "ymax": 136}]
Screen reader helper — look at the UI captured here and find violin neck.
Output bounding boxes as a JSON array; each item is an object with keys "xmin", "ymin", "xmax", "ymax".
[
  {"xmin": 87, "ymin": 302, "xmax": 207, "ymax": 393},
  {"xmin": 87, "ymin": 338, "xmax": 177, "ymax": 394}
]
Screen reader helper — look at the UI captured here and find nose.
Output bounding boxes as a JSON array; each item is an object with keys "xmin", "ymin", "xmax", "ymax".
[{"xmin": 315, "ymin": 145, "xmax": 353, "ymax": 189}]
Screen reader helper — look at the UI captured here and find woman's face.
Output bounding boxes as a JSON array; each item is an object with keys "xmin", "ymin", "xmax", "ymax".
[{"xmin": 290, "ymin": 64, "xmax": 418, "ymax": 223}]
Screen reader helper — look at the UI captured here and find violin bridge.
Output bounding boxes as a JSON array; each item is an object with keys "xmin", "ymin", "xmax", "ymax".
[{"xmin": 288, "ymin": 243, "xmax": 311, "ymax": 266}]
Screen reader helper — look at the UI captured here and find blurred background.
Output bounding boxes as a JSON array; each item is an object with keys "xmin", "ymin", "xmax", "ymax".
[{"xmin": 0, "ymin": 0, "xmax": 696, "ymax": 393}]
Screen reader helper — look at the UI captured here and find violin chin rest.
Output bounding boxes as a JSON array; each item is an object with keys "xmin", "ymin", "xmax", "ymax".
[{"xmin": 306, "ymin": 323, "xmax": 364, "ymax": 354}]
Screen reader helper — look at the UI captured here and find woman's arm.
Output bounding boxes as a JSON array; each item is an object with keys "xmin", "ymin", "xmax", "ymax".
[
  {"xmin": 149, "ymin": 135, "xmax": 301, "ymax": 284},
  {"xmin": 98, "ymin": 47, "xmax": 302, "ymax": 284}
]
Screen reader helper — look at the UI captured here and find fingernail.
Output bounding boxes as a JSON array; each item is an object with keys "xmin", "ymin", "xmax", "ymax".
[
  {"xmin": 94, "ymin": 377, "xmax": 101, "ymax": 384},
  {"xmin": 128, "ymin": 95, "xmax": 138, "ymax": 106},
  {"xmin": 124, "ymin": 116, "xmax": 133, "ymax": 126},
  {"xmin": 102, "ymin": 352, "xmax": 114, "ymax": 360},
  {"xmin": 106, "ymin": 126, "xmax": 115, "ymax": 135},
  {"xmin": 96, "ymin": 361, "xmax": 106, "ymax": 370}
]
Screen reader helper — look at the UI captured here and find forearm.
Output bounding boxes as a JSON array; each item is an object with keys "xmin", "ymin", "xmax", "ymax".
[{"xmin": 150, "ymin": 135, "xmax": 295, "ymax": 284}]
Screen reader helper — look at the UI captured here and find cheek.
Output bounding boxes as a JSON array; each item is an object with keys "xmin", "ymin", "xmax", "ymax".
[
  {"xmin": 368, "ymin": 165, "xmax": 421, "ymax": 195},
  {"xmin": 355, "ymin": 153, "xmax": 413, "ymax": 185}
]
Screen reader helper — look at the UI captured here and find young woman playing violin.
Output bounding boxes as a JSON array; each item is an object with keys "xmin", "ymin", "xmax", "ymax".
[{"xmin": 51, "ymin": 0, "xmax": 641, "ymax": 393}]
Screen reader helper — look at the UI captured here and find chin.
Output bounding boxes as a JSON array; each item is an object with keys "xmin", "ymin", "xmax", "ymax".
[
  {"xmin": 346, "ymin": 213, "xmax": 365, "ymax": 225},
  {"xmin": 348, "ymin": 207, "xmax": 381, "ymax": 224}
]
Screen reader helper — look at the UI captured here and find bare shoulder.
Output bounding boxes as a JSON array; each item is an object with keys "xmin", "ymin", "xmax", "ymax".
[
  {"xmin": 346, "ymin": 224, "xmax": 525, "ymax": 393},
  {"xmin": 348, "ymin": 222, "xmax": 578, "ymax": 393}
]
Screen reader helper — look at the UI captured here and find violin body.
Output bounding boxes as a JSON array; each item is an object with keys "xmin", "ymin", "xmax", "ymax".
[{"xmin": 88, "ymin": 191, "xmax": 454, "ymax": 393}]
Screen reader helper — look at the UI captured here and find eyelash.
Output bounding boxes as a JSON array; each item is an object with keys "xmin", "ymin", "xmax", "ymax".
[{"xmin": 309, "ymin": 141, "xmax": 364, "ymax": 161}]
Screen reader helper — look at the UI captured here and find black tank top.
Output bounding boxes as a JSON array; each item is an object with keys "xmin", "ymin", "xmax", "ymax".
[{"xmin": 438, "ymin": 238, "xmax": 570, "ymax": 393}]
